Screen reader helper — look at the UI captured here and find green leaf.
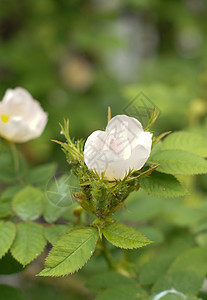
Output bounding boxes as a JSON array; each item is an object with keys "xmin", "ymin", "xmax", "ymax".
[
  {"xmin": 192, "ymin": 219, "xmax": 207, "ymax": 234},
  {"xmin": 24, "ymin": 281, "xmax": 80, "ymax": 300},
  {"xmin": 13, "ymin": 186, "xmax": 44, "ymax": 221},
  {"xmin": 11, "ymin": 222, "xmax": 46, "ymax": 266},
  {"xmin": 170, "ymin": 202, "xmax": 207, "ymax": 227},
  {"xmin": 43, "ymin": 195, "xmax": 70, "ymax": 223},
  {"xmin": 0, "ymin": 285, "xmax": 27, "ymax": 300},
  {"xmin": 0, "ymin": 252, "xmax": 24, "ymax": 274},
  {"xmin": 102, "ymin": 223, "xmax": 151, "ymax": 249},
  {"xmin": 0, "ymin": 185, "xmax": 24, "ymax": 219},
  {"xmin": 139, "ymin": 254, "xmax": 175, "ymax": 285},
  {"xmin": 1, "ymin": 184, "xmax": 25, "ymax": 198},
  {"xmin": 86, "ymin": 272, "xmax": 136, "ymax": 292},
  {"xmin": 162, "ymin": 131, "xmax": 207, "ymax": 158},
  {"xmin": 0, "ymin": 150, "xmax": 17, "ymax": 182},
  {"xmin": 44, "ymin": 224, "xmax": 71, "ymax": 245},
  {"xmin": 26, "ymin": 163, "xmax": 57, "ymax": 188},
  {"xmin": 140, "ymin": 171, "xmax": 187, "ymax": 198},
  {"xmin": 43, "ymin": 174, "xmax": 79, "ymax": 223},
  {"xmin": 151, "ymin": 150, "xmax": 207, "ymax": 175},
  {"xmin": 168, "ymin": 247, "xmax": 207, "ymax": 276},
  {"xmin": 0, "ymin": 148, "xmax": 27, "ymax": 183},
  {"xmin": 117, "ymin": 191, "xmax": 165, "ymax": 222},
  {"xmin": 0, "ymin": 198, "xmax": 13, "ymax": 218},
  {"xmin": 195, "ymin": 232, "xmax": 207, "ymax": 247},
  {"xmin": 95, "ymin": 285, "xmax": 147, "ymax": 300},
  {"xmin": 45, "ymin": 174, "xmax": 79, "ymax": 208},
  {"xmin": 38, "ymin": 227, "xmax": 99, "ymax": 276},
  {"xmin": 0, "ymin": 221, "xmax": 16, "ymax": 259},
  {"xmin": 152, "ymin": 271, "xmax": 204, "ymax": 295}
]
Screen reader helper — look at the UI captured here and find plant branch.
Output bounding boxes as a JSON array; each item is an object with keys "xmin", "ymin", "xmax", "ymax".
[
  {"xmin": 101, "ymin": 237, "xmax": 116, "ymax": 270},
  {"xmin": 10, "ymin": 142, "xmax": 19, "ymax": 174}
]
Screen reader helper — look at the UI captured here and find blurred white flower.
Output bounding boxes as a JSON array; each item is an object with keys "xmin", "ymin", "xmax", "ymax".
[
  {"xmin": 84, "ymin": 115, "xmax": 152, "ymax": 180},
  {"xmin": 0, "ymin": 87, "xmax": 48, "ymax": 143}
]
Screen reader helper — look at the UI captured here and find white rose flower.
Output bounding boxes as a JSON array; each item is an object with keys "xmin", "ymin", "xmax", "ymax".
[
  {"xmin": 0, "ymin": 87, "xmax": 48, "ymax": 143},
  {"xmin": 84, "ymin": 114, "xmax": 152, "ymax": 180}
]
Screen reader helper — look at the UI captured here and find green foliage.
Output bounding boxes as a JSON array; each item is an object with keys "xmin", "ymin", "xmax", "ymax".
[
  {"xmin": 139, "ymin": 254, "xmax": 175, "ymax": 285},
  {"xmin": 26, "ymin": 163, "xmax": 57, "ymax": 188},
  {"xmin": 43, "ymin": 194, "xmax": 71, "ymax": 223},
  {"xmin": 117, "ymin": 190, "xmax": 166, "ymax": 222},
  {"xmin": 102, "ymin": 223, "xmax": 151, "ymax": 249},
  {"xmin": 138, "ymin": 226, "xmax": 164, "ymax": 245},
  {"xmin": 169, "ymin": 248, "xmax": 207, "ymax": 276},
  {"xmin": 1, "ymin": 0, "xmax": 207, "ymax": 296},
  {"xmin": 0, "ymin": 197, "xmax": 13, "ymax": 218},
  {"xmin": 43, "ymin": 173, "xmax": 80, "ymax": 223},
  {"xmin": 38, "ymin": 227, "xmax": 99, "ymax": 276},
  {"xmin": 152, "ymin": 271, "xmax": 203, "ymax": 295},
  {"xmin": 23, "ymin": 281, "xmax": 81, "ymax": 300},
  {"xmin": 0, "ymin": 252, "xmax": 24, "ymax": 274},
  {"xmin": 0, "ymin": 146, "xmax": 26, "ymax": 182},
  {"xmin": 44, "ymin": 224, "xmax": 71, "ymax": 245},
  {"xmin": 195, "ymin": 232, "xmax": 207, "ymax": 247},
  {"xmin": 151, "ymin": 150, "xmax": 207, "ymax": 175},
  {"xmin": 169, "ymin": 201, "xmax": 207, "ymax": 227},
  {"xmin": 162, "ymin": 132, "xmax": 207, "ymax": 158},
  {"xmin": 0, "ymin": 285, "xmax": 27, "ymax": 300},
  {"xmin": 0, "ymin": 149, "xmax": 18, "ymax": 182},
  {"xmin": 0, "ymin": 221, "xmax": 16, "ymax": 259},
  {"xmin": 45, "ymin": 173, "xmax": 79, "ymax": 208},
  {"xmin": 86, "ymin": 272, "xmax": 136, "ymax": 292},
  {"xmin": 140, "ymin": 171, "xmax": 187, "ymax": 198},
  {"xmin": 11, "ymin": 222, "xmax": 46, "ymax": 266},
  {"xmin": 0, "ymin": 185, "xmax": 24, "ymax": 218},
  {"xmin": 95, "ymin": 285, "xmax": 147, "ymax": 300},
  {"xmin": 1, "ymin": 184, "xmax": 25, "ymax": 198},
  {"xmin": 13, "ymin": 186, "xmax": 44, "ymax": 221}
]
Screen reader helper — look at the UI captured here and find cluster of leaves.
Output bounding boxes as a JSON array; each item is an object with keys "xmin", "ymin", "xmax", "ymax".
[
  {"xmin": 27, "ymin": 114, "xmax": 206, "ymax": 280},
  {"xmin": 0, "ymin": 134, "xmax": 150, "ymax": 279},
  {"xmin": 1, "ymin": 111, "xmax": 207, "ymax": 297},
  {"xmin": 0, "ymin": 141, "xmax": 72, "ymax": 266}
]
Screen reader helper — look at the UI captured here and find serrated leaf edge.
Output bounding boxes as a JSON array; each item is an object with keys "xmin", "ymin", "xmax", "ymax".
[
  {"xmin": 103, "ymin": 224, "xmax": 152, "ymax": 249},
  {"xmin": 37, "ymin": 227, "xmax": 99, "ymax": 277},
  {"xmin": 0, "ymin": 221, "xmax": 16, "ymax": 259},
  {"xmin": 10, "ymin": 222, "xmax": 47, "ymax": 266}
]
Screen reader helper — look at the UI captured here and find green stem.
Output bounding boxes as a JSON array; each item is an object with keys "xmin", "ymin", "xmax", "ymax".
[
  {"xmin": 10, "ymin": 142, "xmax": 19, "ymax": 174},
  {"xmin": 102, "ymin": 237, "xmax": 116, "ymax": 270}
]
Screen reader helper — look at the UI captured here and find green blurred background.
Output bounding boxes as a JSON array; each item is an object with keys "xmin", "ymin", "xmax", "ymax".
[{"xmin": 1, "ymin": 0, "xmax": 207, "ymax": 167}]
